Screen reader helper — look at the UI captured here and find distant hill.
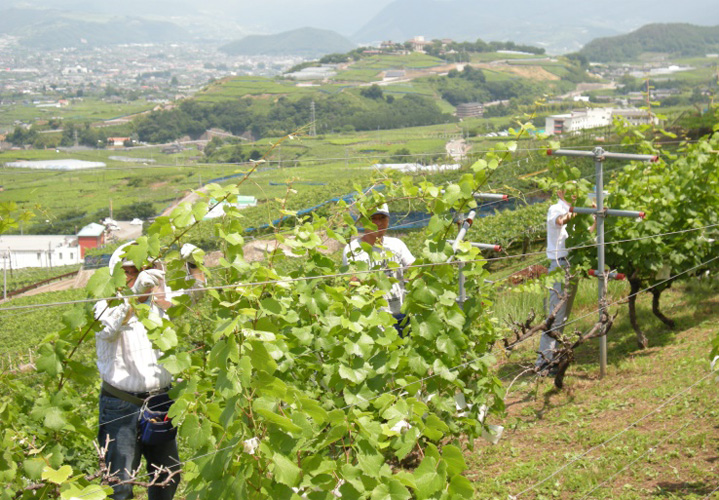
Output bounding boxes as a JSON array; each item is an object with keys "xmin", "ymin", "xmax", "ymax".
[
  {"xmin": 578, "ymin": 23, "xmax": 719, "ymax": 62},
  {"xmin": 220, "ymin": 27, "xmax": 356, "ymax": 57},
  {"xmin": 0, "ymin": 8, "xmax": 190, "ymax": 48},
  {"xmin": 352, "ymin": 0, "xmax": 719, "ymax": 54}
]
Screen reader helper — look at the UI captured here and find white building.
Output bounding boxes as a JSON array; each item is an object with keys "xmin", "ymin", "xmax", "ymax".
[
  {"xmin": 545, "ymin": 107, "xmax": 657, "ymax": 135},
  {"xmin": 0, "ymin": 235, "xmax": 82, "ymax": 270}
]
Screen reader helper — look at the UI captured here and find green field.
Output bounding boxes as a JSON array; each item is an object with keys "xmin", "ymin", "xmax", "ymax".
[{"xmin": 0, "ymin": 97, "xmax": 154, "ymax": 130}]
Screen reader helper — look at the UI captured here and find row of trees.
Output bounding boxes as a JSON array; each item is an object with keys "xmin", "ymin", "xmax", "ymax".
[
  {"xmin": 6, "ymin": 122, "xmax": 111, "ymax": 149},
  {"xmin": 134, "ymin": 92, "xmax": 453, "ymax": 144}
]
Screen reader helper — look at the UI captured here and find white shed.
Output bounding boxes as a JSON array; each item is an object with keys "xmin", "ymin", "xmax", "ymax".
[{"xmin": 0, "ymin": 235, "xmax": 82, "ymax": 270}]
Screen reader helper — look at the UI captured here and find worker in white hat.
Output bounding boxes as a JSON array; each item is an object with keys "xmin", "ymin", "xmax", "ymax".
[
  {"xmin": 342, "ymin": 203, "xmax": 415, "ymax": 335},
  {"xmin": 94, "ymin": 240, "xmax": 203, "ymax": 500}
]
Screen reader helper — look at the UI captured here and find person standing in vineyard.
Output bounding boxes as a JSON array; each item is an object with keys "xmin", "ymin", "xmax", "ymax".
[
  {"xmin": 536, "ymin": 188, "xmax": 579, "ymax": 374},
  {"xmin": 94, "ymin": 241, "xmax": 203, "ymax": 500},
  {"xmin": 342, "ymin": 204, "xmax": 415, "ymax": 335}
]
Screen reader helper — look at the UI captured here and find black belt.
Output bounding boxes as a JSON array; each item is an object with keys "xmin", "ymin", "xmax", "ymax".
[{"xmin": 101, "ymin": 381, "xmax": 170, "ymax": 406}]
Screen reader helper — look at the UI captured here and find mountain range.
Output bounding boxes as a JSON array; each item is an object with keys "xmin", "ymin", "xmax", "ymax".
[
  {"xmin": 351, "ymin": 0, "xmax": 719, "ymax": 53},
  {"xmin": 220, "ymin": 28, "xmax": 356, "ymax": 57},
  {"xmin": 0, "ymin": 8, "xmax": 189, "ymax": 48},
  {"xmin": 2, "ymin": 0, "xmax": 719, "ymax": 54}
]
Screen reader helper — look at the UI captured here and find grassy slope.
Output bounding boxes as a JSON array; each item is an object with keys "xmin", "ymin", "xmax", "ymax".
[{"xmin": 469, "ymin": 275, "xmax": 719, "ymax": 499}]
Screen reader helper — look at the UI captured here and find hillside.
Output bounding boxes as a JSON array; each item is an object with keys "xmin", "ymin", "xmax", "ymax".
[
  {"xmin": 220, "ymin": 27, "xmax": 356, "ymax": 57},
  {"xmin": 0, "ymin": 8, "xmax": 190, "ymax": 48},
  {"xmin": 579, "ymin": 23, "xmax": 719, "ymax": 62}
]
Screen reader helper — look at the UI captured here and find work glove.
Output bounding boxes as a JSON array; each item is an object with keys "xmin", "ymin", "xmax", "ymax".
[
  {"xmin": 180, "ymin": 243, "xmax": 200, "ymax": 265},
  {"xmin": 130, "ymin": 269, "xmax": 165, "ymax": 294}
]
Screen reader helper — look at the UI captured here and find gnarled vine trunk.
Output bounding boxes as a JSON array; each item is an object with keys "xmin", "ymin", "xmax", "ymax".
[
  {"xmin": 628, "ymin": 276, "xmax": 649, "ymax": 349},
  {"xmin": 651, "ymin": 287, "xmax": 676, "ymax": 329}
]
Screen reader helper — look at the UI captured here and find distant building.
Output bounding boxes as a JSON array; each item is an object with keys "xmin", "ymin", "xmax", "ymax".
[
  {"xmin": 456, "ymin": 102, "xmax": 484, "ymax": 119},
  {"xmin": 408, "ymin": 36, "xmax": 431, "ymax": 53},
  {"xmin": 77, "ymin": 223, "xmax": 106, "ymax": 257},
  {"xmin": 384, "ymin": 70, "xmax": 406, "ymax": 80},
  {"xmin": 204, "ymin": 196, "xmax": 257, "ymax": 219},
  {"xmin": 0, "ymin": 235, "xmax": 81, "ymax": 270},
  {"xmin": 545, "ymin": 107, "xmax": 657, "ymax": 135},
  {"xmin": 611, "ymin": 108, "xmax": 660, "ymax": 127},
  {"xmin": 162, "ymin": 144, "xmax": 183, "ymax": 154},
  {"xmin": 107, "ymin": 137, "xmax": 130, "ymax": 147}
]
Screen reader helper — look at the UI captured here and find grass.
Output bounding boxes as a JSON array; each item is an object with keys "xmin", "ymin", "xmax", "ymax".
[
  {"xmin": 467, "ymin": 275, "xmax": 719, "ymax": 499},
  {"xmin": 0, "ymin": 98, "xmax": 154, "ymax": 129}
]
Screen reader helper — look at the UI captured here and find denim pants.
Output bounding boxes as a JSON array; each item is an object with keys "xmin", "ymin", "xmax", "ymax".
[
  {"xmin": 536, "ymin": 259, "xmax": 578, "ymax": 367},
  {"xmin": 98, "ymin": 392, "xmax": 180, "ymax": 500}
]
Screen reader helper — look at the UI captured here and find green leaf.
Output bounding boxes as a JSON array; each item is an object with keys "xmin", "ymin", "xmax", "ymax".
[
  {"xmin": 254, "ymin": 408, "xmax": 303, "ymax": 435},
  {"xmin": 154, "ymin": 327, "xmax": 178, "ymax": 351},
  {"xmin": 448, "ymin": 475, "xmax": 475, "ymax": 498},
  {"xmin": 42, "ymin": 464, "xmax": 73, "ymax": 484},
  {"xmin": 272, "ymin": 452, "xmax": 301, "ymax": 486},
  {"xmin": 23, "ymin": 458, "xmax": 46, "ymax": 480},
  {"xmin": 86, "ymin": 267, "xmax": 124, "ymax": 298},
  {"xmin": 370, "ymin": 479, "xmax": 411, "ymax": 500},
  {"xmin": 170, "ymin": 203, "xmax": 194, "ymax": 228},
  {"xmin": 413, "ymin": 457, "xmax": 443, "ymax": 500},
  {"xmin": 62, "ymin": 484, "xmax": 109, "ymax": 500},
  {"xmin": 36, "ymin": 343, "xmax": 62, "ymax": 377},
  {"xmin": 260, "ymin": 297, "xmax": 283, "ymax": 315},
  {"xmin": 61, "ymin": 308, "xmax": 87, "ymax": 330},
  {"xmin": 442, "ymin": 445, "xmax": 467, "ymax": 476},
  {"xmin": 192, "ymin": 202, "xmax": 209, "ymax": 221},
  {"xmin": 161, "ymin": 352, "xmax": 192, "ymax": 374},
  {"xmin": 422, "ymin": 414, "xmax": 449, "ymax": 441},
  {"xmin": 124, "ymin": 238, "xmax": 149, "ymax": 270},
  {"xmin": 44, "ymin": 406, "xmax": 67, "ymax": 431}
]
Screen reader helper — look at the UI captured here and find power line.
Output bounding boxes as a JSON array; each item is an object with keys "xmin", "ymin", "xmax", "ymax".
[{"xmin": 1, "ymin": 223, "xmax": 717, "ymax": 314}]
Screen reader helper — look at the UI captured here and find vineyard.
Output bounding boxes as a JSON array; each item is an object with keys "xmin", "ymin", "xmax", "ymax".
[{"xmin": 1, "ymin": 114, "xmax": 719, "ymax": 500}]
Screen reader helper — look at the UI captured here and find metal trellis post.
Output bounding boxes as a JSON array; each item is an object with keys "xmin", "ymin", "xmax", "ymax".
[
  {"xmin": 548, "ymin": 147, "xmax": 657, "ymax": 377},
  {"xmin": 449, "ymin": 209, "xmax": 503, "ymax": 308}
]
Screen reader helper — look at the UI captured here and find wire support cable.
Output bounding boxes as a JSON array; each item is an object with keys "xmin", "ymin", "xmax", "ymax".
[
  {"xmin": 2, "ymin": 222, "xmax": 717, "ymax": 315},
  {"xmin": 576, "ymin": 419, "xmax": 696, "ymax": 500},
  {"xmin": 509, "ymin": 371, "xmax": 714, "ymax": 499}
]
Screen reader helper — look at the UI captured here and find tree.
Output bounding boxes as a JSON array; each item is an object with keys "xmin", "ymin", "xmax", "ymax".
[{"xmin": 360, "ymin": 84, "xmax": 384, "ymax": 100}]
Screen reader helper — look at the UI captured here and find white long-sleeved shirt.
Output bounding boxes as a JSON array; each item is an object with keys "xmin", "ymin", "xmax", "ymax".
[
  {"xmin": 342, "ymin": 236, "xmax": 415, "ymax": 314},
  {"xmin": 94, "ymin": 299, "xmax": 172, "ymax": 393},
  {"xmin": 546, "ymin": 198, "xmax": 570, "ymax": 262}
]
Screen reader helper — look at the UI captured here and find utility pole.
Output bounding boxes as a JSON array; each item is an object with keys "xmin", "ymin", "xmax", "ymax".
[
  {"xmin": 109, "ymin": 199, "xmax": 113, "ymax": 220},
  {"xmin": 548, "ymin": 147, "xmax": 657, "ymax": 378},
  {"xmin": 310, "ymin": 100, "xmax": 317, "ymax": 137}
]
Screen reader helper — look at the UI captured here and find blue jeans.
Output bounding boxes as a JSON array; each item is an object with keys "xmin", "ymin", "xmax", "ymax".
[
  {"xmin": 98, "ymin": 392, "xmax": 180, "ymax": 500},
  {"xmin": 536, "ymin": 258, "xmax": 578, "ymax": 368}
]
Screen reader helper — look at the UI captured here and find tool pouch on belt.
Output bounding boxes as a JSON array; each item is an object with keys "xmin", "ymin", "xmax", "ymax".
[{"xmin": 137, "ymin": 393, "xmax": 176, "ymax": 445}]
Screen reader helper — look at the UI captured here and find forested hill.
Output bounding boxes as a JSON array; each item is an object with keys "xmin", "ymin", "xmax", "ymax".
[
  {"xmin": 220, "ymin": 27, "xmax": 356, "ymax": 57},
  {"xmin": 578, "ymin": 23, "xmax": 719, "ymax": 62},
  {"xmin": 0, "ymin": 8, "xmax": 189, "ymax": 49}
]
